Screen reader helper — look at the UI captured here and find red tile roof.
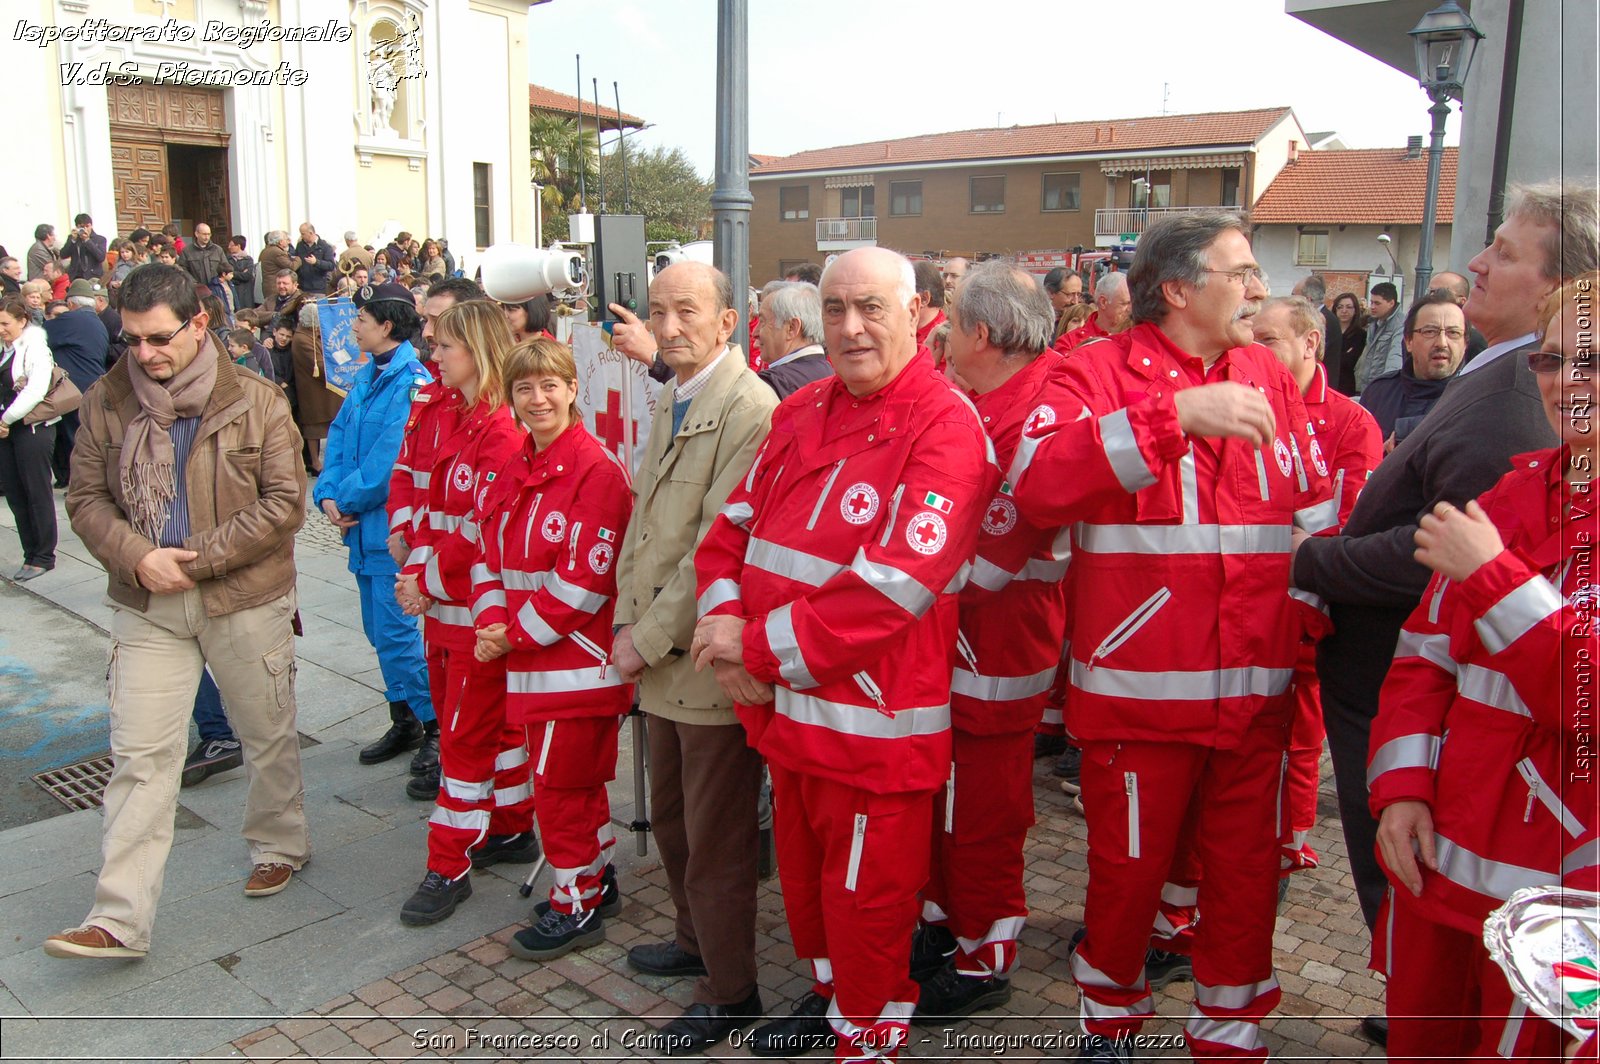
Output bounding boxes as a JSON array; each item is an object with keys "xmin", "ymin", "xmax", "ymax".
[
  {"xmin": 1251, "ymin": 147, "xmax": 1457, "ymax": 225},
  {"xmin": 528, "ymin": 84, "xmax": 645, "ymax": 129},
  {"xmin": 750, "ymin": 107, "xmax": 1293, "ymax": 175}
]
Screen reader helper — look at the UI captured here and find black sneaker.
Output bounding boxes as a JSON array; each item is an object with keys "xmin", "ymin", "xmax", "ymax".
[
  {"xmin": 749, "ymin": 991, "xmax": 833, "ymax": 1057},
  {"xmin": 510, "ymin": 904, "xmax": 605, "ymax": 961},
  {"xmin": 912, "ymin": 963, "xmax": 1012, "ymax": 1023},
  {"xmin": 1034, "ymin": 733, "xmax": 1067, "ymax": 759},
  {"xmin": 181, "ymin": 738, "xmax": 243, "ymax": 787},
  {"xmin": 405, "ymin": 765, "xmax": 439, "ymax": 801},
  {"xmin": 399, "ymin": 871, "xmax": 472, "ymax": 925},
  {"xmin": 535, "ymin": 863, "xmax": 622, "ymax": 919},
  {"xmin": 409, "ymin": 723, "xmax": 440, "ymax": 776},
  {"xmin": 470, "ymin": 832, "xmax": 541, "ymax": 868},
  {"xmin": 909, "ymin": 922, "xmax": 958, "ymax": 980},
  {"xmin": 1053, "ymin": 744, "xmax": 1083, "ymax": 792},
  {"xmin": 1078, "ymin": 1034, "xmax": 1133, "ymax": 1061},
  {"xmin": 1145, "ymin": 948, "xmax": 1193, "ymax": 990}
]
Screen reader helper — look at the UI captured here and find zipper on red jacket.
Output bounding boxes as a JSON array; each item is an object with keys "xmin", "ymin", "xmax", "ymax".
[
  {"xmin": 879, "ymin": 485, "xmax": 906, "ymax": 548},
  {"xmin": 571, "ymin": 630, "xmax": 611, "ymax": 679},
  {"xmin": 567, "ymin": 521, "xmax": 582, "ymax": 571},
  {"xmin": 1125, "ymin": 772, "xmax": 1140, "ymax": 858},
  {"xmin": 1254, "ymin": 447, "xmax": 1271, "ymax": 501},
  {"xmin": 1087, "ymin": 587, "xmax": 1172, "ymax": 670},
  {"xmin": 955, "ymin": 630, "xmax": 978, "ymax": 673},
  {"xmin": 854, "ymin": 671, "xmax": 891, "ymax": 717},
  {"xmin": 807, "ymin": 459, "xmax": 847, "ymax": 531}
]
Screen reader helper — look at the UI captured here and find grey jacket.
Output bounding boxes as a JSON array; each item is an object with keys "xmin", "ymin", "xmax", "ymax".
[{"xmin": 1355, "ymin": 311, "xmax": 1404, "ymax": 393}]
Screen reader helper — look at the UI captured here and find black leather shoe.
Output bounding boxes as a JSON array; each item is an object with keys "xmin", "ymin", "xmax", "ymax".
[
  {"xmin": 471, "ymin": 832, "xmax": 541, "ymax": 868},
  {"xmin": 1033, "ymin": 732, "xmax": 1067, "ymax": 759},
  {"xmin": 405, "ymin": 765, "xmax": 439, "ymax": 801},
  {"xmin": 359, "ymin": 716, "xmax": 423, "ymax": 765},
  {"xmin": 1360, "ymin": 1015, "xmax": 1389, "ymax": 1046},
  {"xmin": 749, "ymin": 991, "xmax": 833, "ymax": 1057},
  {"xmin": 652, "ymin": 989, "xmax": 762, "ymax": 1056},
  {"xmin": 628, "ymin": 940, "xmax": 708, "ymax": 977},
  {"xmin": 909, "ymin": 922, "xmax": 957, "ymax": 980},
  {"xmin": 912, "ymin": 963, "xmax": 1012, "ymax": 1024},
  {"xmin": 399, "ymin": 871, "xmax": 471, "ymax": 925},
  {"xmin": 409, "ymin": 722, "xmax": 440, "ymax": 775}
]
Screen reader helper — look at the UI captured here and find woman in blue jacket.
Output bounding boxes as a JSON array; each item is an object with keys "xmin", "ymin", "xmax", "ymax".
[{"xmin": 313, "ymin": 282, "xmax": 438, "ymax": 780}]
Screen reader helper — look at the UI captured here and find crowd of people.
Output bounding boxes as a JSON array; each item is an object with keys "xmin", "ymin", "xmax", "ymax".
[{"xmin": 6, "ymin": 177, "xmax": 1597, "ymax": 1063}]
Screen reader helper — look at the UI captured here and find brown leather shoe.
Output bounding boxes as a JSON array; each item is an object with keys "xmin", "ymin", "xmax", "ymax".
[
  {"xmin": 245, "ymin": 862, "xmax": 295, "ymax": 897},
  {"xmin": 43, "ymin": 925, "xmax": 146, "ymax": 959}
]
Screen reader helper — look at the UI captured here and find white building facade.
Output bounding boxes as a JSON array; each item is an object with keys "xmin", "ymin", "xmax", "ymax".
[{"xmin": 7, "ymin": 0, "xmax": 542, "ymax": 269}]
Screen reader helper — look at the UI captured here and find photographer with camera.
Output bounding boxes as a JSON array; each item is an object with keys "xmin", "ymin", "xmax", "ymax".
[{"xmin": 61, "ymin": 215, "xmax": 107, "ymax": 283}]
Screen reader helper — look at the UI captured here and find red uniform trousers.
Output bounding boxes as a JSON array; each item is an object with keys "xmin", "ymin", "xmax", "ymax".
[
  {"xmin": 1379, "ymin": 889, "xmax": 1566, "ymax": 1062},
  {"xmin": 524, "ymin": 715, "xmax": 618, "ymax": 913},
  {"xmin": 1073, "ymin": 711, "xmax": 1288, "ymax": 1059},
  {"xmin": 1035, "ymin": 644, "xmax": 1070, "ymax": 738},
  {"xmin": 769, "ymin": 762, "xmax": 932, "ymax": 1064},
  {"xmin": 922, "ymin": 728, "xmax": 1033, "ymax": 978},
  {"xmin": 1283, "ymin": 647, "xmax": 1324, "ymax": 864},
  {"xmin": 424, "ymin": 634, "xmax": 535, "ymax": 879}
]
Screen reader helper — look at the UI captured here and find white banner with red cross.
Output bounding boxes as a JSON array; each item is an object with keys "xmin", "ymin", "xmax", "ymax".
[{"xmin": 570, "ymin": 323, "xmax": 659, "ymax": 477}]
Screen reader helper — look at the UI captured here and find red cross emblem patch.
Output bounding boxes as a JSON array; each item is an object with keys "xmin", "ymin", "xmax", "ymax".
[
  {"xmin": 983, "ymin": 497, "xmax": 1018, "ymax": 536},
  {"xmin": 542, "ymin": 510, "xmax": 568, "ymax": 543},
  {"xmin": 905, "ymin": 510, "xmax": 948, "ymax": 555},
  {"xmin": 840, "ymin": 483, "xmax": 880, "ymax": 525},
  {"xmin": 1024, "ymin": 404, "xmax": 1057, "ymax": 434}
]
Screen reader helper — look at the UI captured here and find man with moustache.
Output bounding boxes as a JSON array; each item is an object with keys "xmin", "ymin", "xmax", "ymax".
[
  {"xmin": 1359, "ymin": 291, "xmax": 1468, "ymax": 444},
  {"xmin": 1006, "ymin": 213, "xmax": 1335, "ymax": 1060}
]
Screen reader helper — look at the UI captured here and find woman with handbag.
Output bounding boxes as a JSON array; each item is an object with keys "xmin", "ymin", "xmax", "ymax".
[{"xmin": 0, "ymin": 294, "xmax": 68, "ymax": 580}]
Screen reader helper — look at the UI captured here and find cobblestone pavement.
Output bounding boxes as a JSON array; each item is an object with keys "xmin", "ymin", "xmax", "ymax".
[{"xmin": 202, "ymin": 757, "xmax": 1385, "ymax": 1062}]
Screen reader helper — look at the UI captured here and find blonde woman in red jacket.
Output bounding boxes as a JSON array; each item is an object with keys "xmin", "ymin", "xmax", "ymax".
[
  {"xmin": 1369, "ymin": 274, "xmax": 1598, "ymax": 1060},
  {"xmin": 395, "ymin": 300, "xmax": 535, "ymax": 925},
  {"xmin": 471, "ymin": 338, "xmax": 634, "ymax": 960}
]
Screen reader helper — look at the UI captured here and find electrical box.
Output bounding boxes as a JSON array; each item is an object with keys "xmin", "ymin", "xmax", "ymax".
[
  {"xmin": 568, "ymin": 213, "xmax": 596, "ymax": 244},
  {"xmin": 592, "ymin": 214, "xmax": 648, "ymax": 321}
]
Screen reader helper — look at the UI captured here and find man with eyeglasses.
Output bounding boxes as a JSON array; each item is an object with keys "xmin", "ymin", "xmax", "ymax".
[
  {"xmin": 1290, "ymin": 181, "xmax": 1596, "ymax": 1047},
  {"xmin": 1005, "ymin": 213, "xmax": 1335, "ymax": 1061},
  {"xmin": 1359, "ymin": 291, "xmax": 1467, "ymax": 445},
  {"xmin": 46, "ymin": 263, "xmax": 310, "ymax": 960}
]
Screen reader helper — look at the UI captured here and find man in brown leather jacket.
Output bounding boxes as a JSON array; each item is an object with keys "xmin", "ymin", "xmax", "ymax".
[{"xmin": 46, "ymin": 264, "xmax": 310, "ymax": 960}]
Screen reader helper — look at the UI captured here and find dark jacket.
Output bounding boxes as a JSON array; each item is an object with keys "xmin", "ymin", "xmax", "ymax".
[
  {"xmin": 1359, "ymin": 358, "xmax": 1453, "ymax": 441},
  {"xmin": 98, "ymin": 306, "xmax": 126, "ymax": 367},
  {"xmin": 1293, "ymin": 342, "xmax": 1553, "ymax": 731},
  {"xmin": 178, "ymin": 241, "xmax": 229, "ymax": 286},
  {"xmin": 1319, "ymin": 304, "xmax": 1344, "ymax": 399},
  {"xmin": 230, "ymin": 252, "xmax": 257, "ymax": 310},
  {"xmin": 292, "ymin": 238, "xmax": 337, "ymax": 293},
  {"xmin": 61, "ymin": 231, "xmax": 108, "ymax": 281},
  {"xmin": 756, "ymin": 344, "xmax": 833, "ymax": 400},
  {"xmin": 1336, "ymin": 326, "xmax": 1366, "ymax": 396},
  {"xmin": 40, "ymin": 306, "xmax": 111, "ymax": 392}
]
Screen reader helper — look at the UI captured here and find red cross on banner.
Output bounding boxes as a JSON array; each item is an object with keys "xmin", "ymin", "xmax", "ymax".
[{"xmin": 593, "ymin": 387, "xmax": 637, "ymax": 456}]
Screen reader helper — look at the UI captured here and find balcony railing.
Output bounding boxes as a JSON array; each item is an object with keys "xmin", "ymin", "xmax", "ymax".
[
  {"xmin": 816, "ymin": 217, "xmax": 877, "ymax": 248},
  {"xmin": 1094, "ymin": 205, "xmax": 1245, "ymax": 241}
]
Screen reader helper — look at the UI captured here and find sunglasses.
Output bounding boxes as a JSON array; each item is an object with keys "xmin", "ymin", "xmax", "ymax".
[
  {"xmin": 1527, "ymin": 350, "xmax": 1592, "ymax": 374},
  {"xmin": 119, "ymin": 315, "xmax": 193, "ymax": 349}
]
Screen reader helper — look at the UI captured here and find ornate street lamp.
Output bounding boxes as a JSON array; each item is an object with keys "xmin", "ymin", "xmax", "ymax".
[{"xmin": 1408, "ymin": 0, "xmax": 1484, "ymax": 296}]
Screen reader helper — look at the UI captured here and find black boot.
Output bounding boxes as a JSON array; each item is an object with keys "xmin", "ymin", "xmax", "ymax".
[
  {"xmin": 360, "ymin": 701, "xmax": 423, "ymax": 765},
  {"xmin": 409, "ymin": 720, "xmax": 440, "ymax": 776}
]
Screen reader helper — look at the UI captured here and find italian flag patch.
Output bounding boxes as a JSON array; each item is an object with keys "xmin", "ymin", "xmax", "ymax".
[
  {"xmin": 597, "ymin": 527, "xmax": 616, "ymax": 541},
  {"xmin": 998, "ymin": 480, "xmax": 1013, "ymax": 497},
  {"xmin": 923, "ymin": 491, "xmax": 953, "ymax": 514}
]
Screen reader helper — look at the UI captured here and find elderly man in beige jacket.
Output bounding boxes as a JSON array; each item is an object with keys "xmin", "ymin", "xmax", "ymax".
[{"xmin": 609, "ymin": 262, "xmax": 777, "ymax": 1056}]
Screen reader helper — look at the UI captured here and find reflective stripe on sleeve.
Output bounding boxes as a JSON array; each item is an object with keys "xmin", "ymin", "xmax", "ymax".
[
  {"xmin": 471, "ymin": 590, "xmax": 506, "ymax": 622},
  {"xmin": 744, "ymin": 537, "xmax": 846, "ymax": 588},
  {"xmin": 1457, "ymin": 664, "xmax": 1532, "ymax": 719},
  {"xmin": 1474, "ymin": 576, "xmax": 1563, "ymax": 655},
  {"xmin": 697, "ymin": 578, "xmax": 741, "ymax": 618},
  {"xmin": 1293, "ymin": 496, "xmax": 1340, "ymax": 536},
  {"xmin": 545, "ymin": 572, "xmax": 609, "ymax": 613},
  {"xmin": 849, "ymin": 553, "xmax": 936, "ymax": 617},
  {"xmin": 766, "ymin": 603, "xmax": 819, "ymax": 689},
  {"xmin": 515, "ymin": 600, "xmax": 562, "ymax": 646},
  {"xmin": 1101, "ymin": 408, "xmax": 1157, "ymax": 493},
  {"xmin": 720, "ymin": 500, "xmax": 755, "ymax": 529},
  {"xmin": 1433, "ymin": 833, "xmax": 1550, "ymax": 899},
  {"xmin": 1393, "ymin": 629, "xmax": 1458, "ymax": 674},
  {"xmin": 1366, "ymin": 733, "xmax": 1441, "ymax": 786}
]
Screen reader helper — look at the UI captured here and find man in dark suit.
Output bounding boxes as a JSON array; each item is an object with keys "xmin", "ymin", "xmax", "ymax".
[
  {"xmin": 1290, "ymin": 182, "xmax": 1597, "ymax": 1020},
  {"xmin": 61, "ymin": 214, "xmax": 108, "ymax": 282}
]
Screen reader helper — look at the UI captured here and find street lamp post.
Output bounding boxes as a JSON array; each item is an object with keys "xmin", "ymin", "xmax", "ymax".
[{"xmin": 1407, "ymin": 0, "xmax": 1483, "ymax": 297}]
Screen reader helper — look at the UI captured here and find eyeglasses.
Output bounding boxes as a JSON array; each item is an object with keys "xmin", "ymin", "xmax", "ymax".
[
  {"xmin": 1412, "ymin": 326, "xmax": 1466, "ymax": 341},
  {"xmin": 118, "ymin": 315, "xmax": 193, "ymax": 349},
  {"xmin": 1201, "ymin": 266, "xmax": 1266, "ymax": 286},
  {"xmin": 1527, "ymin": 350, "xmax": 1589, "ymax": 374}
]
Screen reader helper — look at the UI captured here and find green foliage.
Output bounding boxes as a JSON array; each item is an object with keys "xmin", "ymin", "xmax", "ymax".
[{"xmin": 596, "ymin": 145, "xmax": 712, "ymax": 245}]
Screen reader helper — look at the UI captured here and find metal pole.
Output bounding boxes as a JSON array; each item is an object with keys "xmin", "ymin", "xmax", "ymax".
[
  {"xmin": 711, "ymin": 0, "xmax": 752, "ymax": 348},
  {"xmin": 1415, "ymin": 91, "xmax": 1450, "ymax": 298}
]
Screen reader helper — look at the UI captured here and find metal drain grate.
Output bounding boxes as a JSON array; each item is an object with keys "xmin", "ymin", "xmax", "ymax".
[{"xmin": 34, "ymin": 755, "xmax": 114, "ymax": 811}]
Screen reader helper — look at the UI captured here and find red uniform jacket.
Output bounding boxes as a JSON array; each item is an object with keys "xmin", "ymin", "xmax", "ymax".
[
  {"xmin": 472, "ymin": 423, "xmax": 634, "ymax": 724},
  {"xmin": 1368, "ymin": 449, "xmax": 1598, "ymax": 934},
  {"xmin": 404, "ymin": 399, "xmax": 524, "ymax": 648},
  {"xmin": 388, "ymin": 372, "xmax": 457, "ymax": 537},
  {"xmin": 695, "ymin": 351, "xmax": 997, "ymax": 793},
  {"xmin": 1302, "ymin": 363, "xmax": 1382, "ymax": 529},
  {"xmin": 917, "ymin": 310, "xmax": 948, "ymax": 363},
  {"xmin": 1052, "ymin": 313, "xmax": 1110, "ymax": 354},
  {"xmin": 1008, "ymin": 322, "xmax": 1336, "ymax": 749},
  {"xmin": 956, "ymin": 352, "xmax": 1070, "ymax": 735}
]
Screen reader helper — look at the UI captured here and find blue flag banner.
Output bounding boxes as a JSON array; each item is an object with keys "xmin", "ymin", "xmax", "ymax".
[{"xmin": 316, "ymin": 298, "xmax": 367, "ymax": 397}]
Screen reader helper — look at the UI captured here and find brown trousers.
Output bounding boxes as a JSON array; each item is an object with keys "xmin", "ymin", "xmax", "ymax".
[{"xmin": 647, "ymin": 714, "xmax": 763, "ymax": 1005}]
